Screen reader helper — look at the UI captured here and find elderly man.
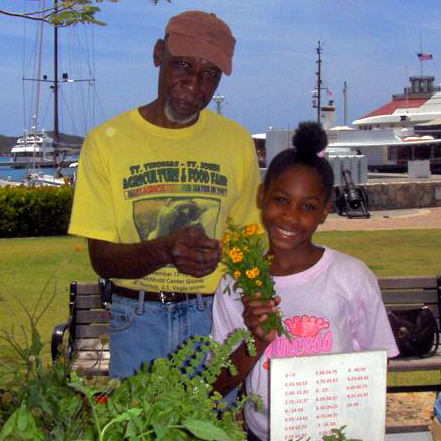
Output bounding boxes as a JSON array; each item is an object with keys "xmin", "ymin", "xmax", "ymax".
[{"xmin": 68, "ymin": 10, "xmax": 261, "ymax": 378}]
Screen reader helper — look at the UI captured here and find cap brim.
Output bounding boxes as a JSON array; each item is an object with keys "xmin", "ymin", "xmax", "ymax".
[{"xmin": 167, "ymin": 33, "xmax": 232, "ymax": 75}]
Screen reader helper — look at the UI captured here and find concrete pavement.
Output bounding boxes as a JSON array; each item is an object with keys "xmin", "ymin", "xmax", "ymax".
[{"xmin": 319, "ymin": 206, "xmax": 441, "ymax": 231}]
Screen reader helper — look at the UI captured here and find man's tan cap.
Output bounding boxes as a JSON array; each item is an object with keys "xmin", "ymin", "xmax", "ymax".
[{"xmin": 165, "ymin": 10, "xmax": 236, "ymax": 75}]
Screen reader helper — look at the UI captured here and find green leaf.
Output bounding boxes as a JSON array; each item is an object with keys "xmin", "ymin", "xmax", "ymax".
[
  {"xmin": 111, "ymin": 407, "xmax": 142, "ymax": 424},
  {"xmin": 0, "ymin": 404, "xmax": 46, "ymax": 441},
  {"xmin": 17, "ymin": 403, "xmax": 31, "ymax": 431},
  {"xmin": 152, "ymin": 422, "xmax": 167, "ymax": 439},
  {"xmin": 182, "ymin": 419, "xmax": 231, "ymax": 441}
]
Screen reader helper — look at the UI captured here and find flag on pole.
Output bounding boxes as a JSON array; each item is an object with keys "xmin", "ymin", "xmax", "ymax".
[{"xmin": 417, "ymin": 53, "xmax": 433, "ymax": 61}]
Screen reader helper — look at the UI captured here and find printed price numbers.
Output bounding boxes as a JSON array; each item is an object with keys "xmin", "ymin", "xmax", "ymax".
[
  {"xmin": 285, "ymin": 380, "xmax": 308, "ymax": 387},
  {"xmin": 315, "ymin": 395, "xmax": 338, "ymax": 402},
  {"xmin": 285, "ymin": 398, "xmax": 308, "ymax": 406},
  {"xmin": 316, "ymin": 377, "xmax": 338, "ymax": 385},
  {"xmin": 347, "ymin": 392, "xmax": 369, "ymax": 399},
  {"xmin": 347, "ymin": 375, "xmax": 369, "ymax": 381},
  {"xmin": 315, "ymin": 369, "xmax": 337, "ymax": 376}
]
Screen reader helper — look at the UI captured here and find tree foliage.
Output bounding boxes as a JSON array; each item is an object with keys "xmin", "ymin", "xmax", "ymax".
[{"xmin": 0, "ymin": 0, "xmax": 169, "ymax": 27}]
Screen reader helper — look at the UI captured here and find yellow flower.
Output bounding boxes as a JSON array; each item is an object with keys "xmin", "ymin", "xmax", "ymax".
[
  {"xmin": 232, "ymin": 252, "xmax": 243, "ymax": 263},
  {"xmin": 223, "ymin": 233, "xmax": 230, "ymax": 245},
  {"xmin": 244, "ymin": 223, "xmax": 259, "ymax": 236},
  {"xmin": 246, "ymin": 267, "xmax": 260, "ymax": 279},
  {"xmin": 233, "ymin": 270, "xmax": 241, "ymax": 279},
  {"xmin": 229, "ymin": 247, "xmax": 243, "ymax": 263},
  {"xmin": 255, "ymin": 280, "xmax": 263, "ymax": 286}
]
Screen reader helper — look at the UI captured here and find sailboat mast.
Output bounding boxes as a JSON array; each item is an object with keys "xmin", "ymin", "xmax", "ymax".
[{"xmin": 53, "ymin": 0, "xmax": 59, "ymax": 167}]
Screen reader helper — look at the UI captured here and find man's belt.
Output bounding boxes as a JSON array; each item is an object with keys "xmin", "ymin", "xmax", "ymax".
[{"xmin": 112, "ymin": 285, "xmax": 212, "ymax": 304}]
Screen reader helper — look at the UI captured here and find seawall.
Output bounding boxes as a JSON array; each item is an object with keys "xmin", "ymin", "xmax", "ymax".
[{"xmin": 366, "ymin": 180, "xmax": 441, "ymax": 210}]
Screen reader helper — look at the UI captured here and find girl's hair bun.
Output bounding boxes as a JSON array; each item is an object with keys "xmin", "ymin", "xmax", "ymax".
[{"xmin": 292, "ymin": 121, "xmax": 328, "ymax": 156}]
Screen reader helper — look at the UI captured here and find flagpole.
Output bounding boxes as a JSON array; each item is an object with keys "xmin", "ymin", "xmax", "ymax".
[
  {"xmin": 419, "ymin": 34, "xmax": 424, "ymax": 76},
  {"xmin": 343, "ymin": 81, "xmax": 348, "ymax": 126}
]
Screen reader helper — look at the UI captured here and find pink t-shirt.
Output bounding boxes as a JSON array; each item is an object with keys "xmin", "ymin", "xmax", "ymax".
[{"xmin": 212, "ymin": 247, "xmax": 398, "ymax": 441}]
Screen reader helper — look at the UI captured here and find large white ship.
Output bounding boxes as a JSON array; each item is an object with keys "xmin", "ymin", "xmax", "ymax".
[
  {"xmin": 326, "ymin": 75, "xmax": 441, "ymax": 173},
  {"xmin": 10, "ymin": 130, "xmax": 58, "ymax": 169}
]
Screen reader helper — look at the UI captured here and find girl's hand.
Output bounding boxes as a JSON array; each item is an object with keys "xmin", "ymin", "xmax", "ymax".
[{"xmin": 242, "ymin": 293, "xmax": 281, "ymax": 344}]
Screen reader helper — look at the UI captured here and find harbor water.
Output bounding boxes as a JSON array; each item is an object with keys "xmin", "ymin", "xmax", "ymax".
[{"xmin": 0, "ymin": 156, "xmax": 77, "ymax": 183}]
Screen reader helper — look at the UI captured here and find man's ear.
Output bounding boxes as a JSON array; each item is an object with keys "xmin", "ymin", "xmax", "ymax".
[
  {"xmin": 153, "ymin": 39, "xmax": 165, "ymax": 67},
  {"xmin": 257, "ymin": 183, "xmax": 265, "ymax": 209}
]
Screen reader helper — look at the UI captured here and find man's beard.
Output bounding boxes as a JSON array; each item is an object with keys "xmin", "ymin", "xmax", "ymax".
[{"xmin": 164, "ymin": 97, "xmax": 201, "ymax": 125}]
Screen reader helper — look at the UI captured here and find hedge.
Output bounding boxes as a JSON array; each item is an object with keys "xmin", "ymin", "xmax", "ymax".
[{"xmin": 0, "ymin": 186, "xmax": 74, "ymax": 237}]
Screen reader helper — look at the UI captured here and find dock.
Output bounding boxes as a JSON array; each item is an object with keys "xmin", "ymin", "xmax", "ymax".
[{"xmin": 0, "ymin": 160, "xmax": 78, "ymax": 168}]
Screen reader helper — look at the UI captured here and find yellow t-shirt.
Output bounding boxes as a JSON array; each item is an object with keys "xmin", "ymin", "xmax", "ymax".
[{"xmin": 69, "ymin": 108, "xmax": 262, "ymax": 294}]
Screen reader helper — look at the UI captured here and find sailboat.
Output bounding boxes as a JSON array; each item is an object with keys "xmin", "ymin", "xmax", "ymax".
[{"xmin": 11, "ymin": 1, "xmax": 95, "ymax": 186}]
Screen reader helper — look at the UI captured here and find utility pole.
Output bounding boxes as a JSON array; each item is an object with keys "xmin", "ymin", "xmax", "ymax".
[
  {"xmin": 313, "ymin": 41, "xmax": 323, "ymax": 123},
  {"xmin": 213, "ymin": 95, "xmax": 225, "ymax": 114}
]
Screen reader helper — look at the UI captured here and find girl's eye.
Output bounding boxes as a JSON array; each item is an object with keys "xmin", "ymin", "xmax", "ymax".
[
  {"xmin": 305, "ymin": 204, "xmax": 317, "ymax": 211},
  {"xmin": 275, "ymin": 197, "xmax": 287, "ymax": 204}
]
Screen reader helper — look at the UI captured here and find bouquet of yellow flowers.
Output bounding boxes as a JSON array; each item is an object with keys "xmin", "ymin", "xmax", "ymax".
[{"xmin": 222, "ymin": 218, "xmax": 286, "ymax": 336}]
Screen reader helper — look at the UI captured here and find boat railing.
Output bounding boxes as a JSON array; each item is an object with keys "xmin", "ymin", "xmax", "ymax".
[{"xmin": 402, "ymin": 84, "xmax": 441, "ymax": 95}]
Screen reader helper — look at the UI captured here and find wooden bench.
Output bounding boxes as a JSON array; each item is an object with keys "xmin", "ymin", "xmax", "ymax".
[
  {"xmin": 382, "ymin": 276, "xmax": 441, "ymax": 393},
  {"xmin": 381, "ymin": 276, "xmax": 441, "ymax": 433},
  {"xmin": 52, "ymin": 276, "xmax": 441, "ymax": 382},
  {"xmin": 51, "ymin": 280, "xmax": 110, "ymax": 376}
]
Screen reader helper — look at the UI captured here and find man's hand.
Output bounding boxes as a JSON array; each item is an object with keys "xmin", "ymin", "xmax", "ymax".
[
  {"xmin": 88, "ymin": 225, "xmax": 221, "ymax": 280},
  {"xmin": 242, "ymin": 292, "xmax": 281, "ymax": 344},
  {"xmin": 168, "ymin": 224, "xmax": 221, "ymax": 278}
]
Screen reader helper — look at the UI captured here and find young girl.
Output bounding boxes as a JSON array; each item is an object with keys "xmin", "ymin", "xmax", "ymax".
[{"xmin": 211, "ymin": 121, "xmax": 398, "ymax": 441}]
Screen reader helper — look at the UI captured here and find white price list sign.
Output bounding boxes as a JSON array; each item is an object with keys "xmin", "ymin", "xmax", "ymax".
[{"xmin": 270, "ymin": 351, "xmax": 387, "ymax": 441}]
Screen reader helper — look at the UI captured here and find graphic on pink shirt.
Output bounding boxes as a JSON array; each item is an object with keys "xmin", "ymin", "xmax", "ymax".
[{"xmin": 263, "ymin": 315, "xmax": 332, "ymax": 370}]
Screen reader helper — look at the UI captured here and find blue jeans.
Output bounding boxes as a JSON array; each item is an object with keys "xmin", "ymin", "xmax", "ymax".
[{"xmin": 109, "ymin": 293, "xmax": 213, "ymax": 378}]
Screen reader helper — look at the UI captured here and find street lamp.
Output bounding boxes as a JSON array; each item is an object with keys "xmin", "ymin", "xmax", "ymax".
[{"xmin": 213, "ymin": 95, "xmax": 226, "ymax": 114}]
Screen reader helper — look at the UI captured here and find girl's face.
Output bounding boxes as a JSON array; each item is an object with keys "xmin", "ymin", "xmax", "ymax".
[{"xmin": 258, "ymin": 164, "xmax": 331, "ymax": 260}]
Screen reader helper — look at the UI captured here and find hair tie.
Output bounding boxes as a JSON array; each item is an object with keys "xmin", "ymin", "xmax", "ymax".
[{"xmin": 317, "ymin": 149, "xmax": 327, "ymax": 158}]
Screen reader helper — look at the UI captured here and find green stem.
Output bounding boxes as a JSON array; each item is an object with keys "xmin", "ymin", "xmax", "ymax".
[
  {"xmin": 99, "ymin": 420, "xmax": 116, "ymax": 441},
  {"xmin": 84, "ymin": 394, "xmax": 102, "ymax": 439},
  {"xmin": 138, "ymin": 425, "xmax": 183, "ymax": 439}
]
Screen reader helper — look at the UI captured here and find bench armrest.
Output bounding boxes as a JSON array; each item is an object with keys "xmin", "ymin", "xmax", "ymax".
[{"xmin": 51, "ymin": 323, "xmax": 68, "ymax": 361}]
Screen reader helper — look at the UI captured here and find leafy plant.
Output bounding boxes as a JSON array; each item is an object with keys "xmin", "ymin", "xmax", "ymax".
[
  {"xmin": 0, "ymin": 315, "xmax": 259, "ymax": 441},
  {"xmin": 222, "ymin": 219, "xmax": 286, "ymax": 336}
]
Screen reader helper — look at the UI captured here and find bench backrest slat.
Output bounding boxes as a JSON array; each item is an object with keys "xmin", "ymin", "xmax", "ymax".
[
  {"xmin": 74, "ymin": 324, "xmax": 110, "ymax": 339},
  {"xmin": 76, "ymin": 310, "xmax": 110, "ymax": 324},
  {"xmin": 378, "ymin": 276, "xmax": 438, "ymax": 290},
  {"xmin": 73, "ymin": 338, "xmax": 109, "ymax": 351},
  {"xmin": 382, "ymin": 289, "xmax": 438, "ymax": 304},
  {"xmin": 75, "ymin": 295, "xmax": 103, "ymax": 309}
]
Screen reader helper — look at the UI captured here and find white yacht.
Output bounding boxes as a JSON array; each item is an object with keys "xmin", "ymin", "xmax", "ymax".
[{"xmin": 10, "ymin": 130, "xmax": 58, "ymax": 169}]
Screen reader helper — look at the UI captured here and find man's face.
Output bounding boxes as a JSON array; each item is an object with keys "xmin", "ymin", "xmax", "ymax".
[{"xmin": 154, "ymin": 40, "xmax": 222, "ymax": 127}]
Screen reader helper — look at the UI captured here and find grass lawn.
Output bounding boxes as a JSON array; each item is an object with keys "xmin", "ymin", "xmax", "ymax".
[{"xmin": 1, "ymin": 229, "xmax": 440, "ymax": 387}]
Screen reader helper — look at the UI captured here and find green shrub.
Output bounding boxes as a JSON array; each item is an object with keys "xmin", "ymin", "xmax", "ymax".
[{"xmin": 0, "ymin": 187, "xmax": 73, "ymax": 237}]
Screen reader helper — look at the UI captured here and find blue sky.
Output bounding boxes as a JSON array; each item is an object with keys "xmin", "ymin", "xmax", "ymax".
[{"xmin": 1, "ymin": 0, "xmax": 441, "ymax": 137}]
